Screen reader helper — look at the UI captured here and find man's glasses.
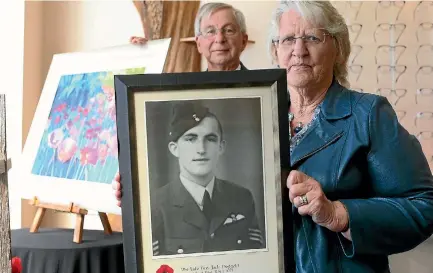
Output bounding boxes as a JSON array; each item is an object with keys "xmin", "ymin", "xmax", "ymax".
[{"xmin": 199, "ymin": 26, "xmax": 239, "ymax": 38}]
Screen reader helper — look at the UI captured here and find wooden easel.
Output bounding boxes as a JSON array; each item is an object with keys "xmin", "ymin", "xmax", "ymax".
[{"xmin": 29, "ymin": 197, "xmax": 113, "ymax": 243}]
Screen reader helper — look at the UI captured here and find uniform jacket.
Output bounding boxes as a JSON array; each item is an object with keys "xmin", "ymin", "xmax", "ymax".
[
  {"xmin": 151, "ymin": 177, "xmax": 264, "ymax": 256},
  {"xmin": 292, "ymin": 80, "xmax": 433, "ymax": 273}
]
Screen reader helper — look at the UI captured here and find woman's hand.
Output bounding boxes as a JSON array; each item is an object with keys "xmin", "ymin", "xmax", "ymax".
[
  {"xmin": 287, "ymin": 170, "xmax": 349, "ymax": 234},
  {"xmin": 112, "ymin": 172, "xmax": 122, "ymax": 207}
]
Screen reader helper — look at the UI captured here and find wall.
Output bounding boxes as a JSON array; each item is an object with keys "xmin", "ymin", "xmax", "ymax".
[
  {"xmin": 21, "ymin": 0, "xmax": 44, "ymax": 229},
  {"xmin": 0, "ymin": 0, "xmax": 25, "ymax": 230}
]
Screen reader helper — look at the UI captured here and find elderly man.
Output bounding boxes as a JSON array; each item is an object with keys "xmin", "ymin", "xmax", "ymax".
[
  {"xmin": 113, "ymin": 2, "xmax": 249, "ymax": 204},
  {"xmin": 130, "ymin": 2, "xmax": 249, "ymax": 71},
  {"xmin": 194, "ymin": 2, "xmax": 249, "ymax": 71}
]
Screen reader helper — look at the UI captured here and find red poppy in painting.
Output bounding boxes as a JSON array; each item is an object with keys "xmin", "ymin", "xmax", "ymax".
[
  {"xmin": 156, "ymin": 264, "xmax": 174, "ymax": 273},
  {"xmin": 11, "ymin": 256, "xmax": 22, "ymax": 273}
]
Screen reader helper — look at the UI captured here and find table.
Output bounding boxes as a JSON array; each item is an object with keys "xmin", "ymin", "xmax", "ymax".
[{"xmin": 11, "ymin": 228, "xmax": 125, "ymax": 273}]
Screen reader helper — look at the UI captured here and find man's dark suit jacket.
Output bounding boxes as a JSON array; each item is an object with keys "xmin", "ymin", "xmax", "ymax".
[
  {"xmin": 205, "ymin": 61, "xmax": 248, "ymax": 71},
  {"xmin": 239, "ymin": 62, "xmax": 248, "ymax": 70},
  {"xmin": 150, "ymin": 177, "xmax": 264, "ymax": 256}
]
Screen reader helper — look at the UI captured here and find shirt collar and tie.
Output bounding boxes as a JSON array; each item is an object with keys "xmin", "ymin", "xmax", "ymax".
[{"xmin": 179, "ymin": 175, "xmax": 215, "ymax": 211}]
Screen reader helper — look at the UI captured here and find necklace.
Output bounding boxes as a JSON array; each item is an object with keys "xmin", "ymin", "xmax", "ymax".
[{"xmin": 288, "ymin": 112, "xmax": 304, "ymax": 136}]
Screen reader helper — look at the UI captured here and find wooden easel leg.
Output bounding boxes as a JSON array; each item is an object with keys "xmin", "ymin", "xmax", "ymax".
[
  {"xmin": 73, "ymin": 213, "xmax": 85, "ymax": 243},
  {"xmin": 98, "ymin": 212, "xmax": 113, "ymax": 235},
  {"xmin": 30, "ymin": 207, "xmax": 46, "ymax": 233}
]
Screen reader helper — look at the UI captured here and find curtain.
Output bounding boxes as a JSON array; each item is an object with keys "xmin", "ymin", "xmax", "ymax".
[
  {"xmin": 134, "ymin": 0, "xmax": 201, "ymax": 73},
  {"xmin": 158, "ymin": 1, "xmax": 201, "ymax": 73}
]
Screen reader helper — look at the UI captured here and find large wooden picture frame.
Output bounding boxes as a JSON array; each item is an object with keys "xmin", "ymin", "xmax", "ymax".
[{"xmin": 115, "ymin": 69, "xmax": 293, "ymax": 273}]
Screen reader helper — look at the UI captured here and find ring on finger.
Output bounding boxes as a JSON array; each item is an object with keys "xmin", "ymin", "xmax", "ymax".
[{"xmin": 299, "ymin": 194, "xmax": 309, "ymax": 206}]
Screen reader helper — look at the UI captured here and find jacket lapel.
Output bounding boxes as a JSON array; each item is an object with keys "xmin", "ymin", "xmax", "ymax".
[
  {"xmin": 209, "ymin": 179, "xmax": 232, "ymax": 234},
  {"xmin": 169, "ymin": 179, "xmax": 208, "ymax": 231},
  {"xmin": 290, "ymin": 81, "xmax": 352, "ymax": 167},
  {"xmin": 240, "ymin": 62, "xmax": 248, "ymax": 70}
]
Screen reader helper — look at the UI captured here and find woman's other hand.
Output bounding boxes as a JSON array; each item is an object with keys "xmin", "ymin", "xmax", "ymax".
[{"xmin": 287, "ymin": 170, "xmax": 349, "ymax": 233}]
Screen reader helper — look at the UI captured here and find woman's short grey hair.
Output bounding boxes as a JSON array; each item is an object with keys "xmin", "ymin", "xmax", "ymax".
[
  {"xmin": 194, "ymin": 2, "xmax": 247, "ymax": 37},
  {"xmin": 268, "ymin": 1, "xmax": 351, "ymax": 88}
]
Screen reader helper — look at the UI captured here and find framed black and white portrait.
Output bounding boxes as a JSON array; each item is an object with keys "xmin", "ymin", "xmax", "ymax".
[{"xmin": 114, "ymin": 69, "xmax": 293, "ymax": 273}]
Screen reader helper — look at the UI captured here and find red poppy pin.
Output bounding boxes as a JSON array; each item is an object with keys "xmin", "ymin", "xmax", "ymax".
[
  {"xmin": 156, "ymin": 264, "xmax": 174, "ymax": 273},
  {"xmin": 11, "ymin": 257, "xmax": 22, "ymax": 273}
]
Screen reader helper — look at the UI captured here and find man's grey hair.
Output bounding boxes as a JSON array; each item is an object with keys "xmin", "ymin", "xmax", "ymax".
[
  {"xmin": 268, "ymin": 1, "xmax": 351, "ymax": 88},
  {"xmin": 194, "ymin": 2, "xmax": 247, "ymax": 37}
]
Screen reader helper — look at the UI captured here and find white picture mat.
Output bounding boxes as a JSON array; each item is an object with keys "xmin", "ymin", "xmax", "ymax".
[
  {"xmin": 133, "ymin": 85, "xmax": 284, "ymax": 273},
  {"xmin": 20, "ymin": 39, "xmax": 171, "ymax": 215}
]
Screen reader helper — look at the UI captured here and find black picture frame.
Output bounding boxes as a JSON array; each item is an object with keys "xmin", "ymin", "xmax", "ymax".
[{"xmin": 114, "ymin": 69, "xmax": 293, "ymax": 273}]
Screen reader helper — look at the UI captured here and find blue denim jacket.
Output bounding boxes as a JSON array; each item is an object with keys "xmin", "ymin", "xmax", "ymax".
[{"xmin": 291, "ymin": 80, "xmax": 433, "ymax": 273}]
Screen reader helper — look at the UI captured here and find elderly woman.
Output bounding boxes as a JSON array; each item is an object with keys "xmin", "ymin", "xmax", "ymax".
[{"xmin": 270, "ymin": 1, "xmax": 433, "ymax": 272}]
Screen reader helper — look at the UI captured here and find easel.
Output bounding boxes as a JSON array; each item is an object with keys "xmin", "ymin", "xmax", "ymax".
[{"xmin": 29, "ymin": 197, "xmax": 113, "ymax": 243}]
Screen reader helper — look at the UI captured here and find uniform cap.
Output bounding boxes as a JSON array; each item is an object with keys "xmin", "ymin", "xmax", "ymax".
[{"xmin": 168, "ymin": 101, "xmax": 209, "ymax": 142}]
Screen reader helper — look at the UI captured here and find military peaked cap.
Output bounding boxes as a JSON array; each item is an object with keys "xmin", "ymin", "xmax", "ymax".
[{"xmin": 168, "ymin": 101, "xmax": 209, "ymax": 142}]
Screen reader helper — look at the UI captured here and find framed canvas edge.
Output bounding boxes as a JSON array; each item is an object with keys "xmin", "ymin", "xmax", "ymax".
[{"xmin": 115, "ymin": 69, "xmax": 293, "ymax": 273}]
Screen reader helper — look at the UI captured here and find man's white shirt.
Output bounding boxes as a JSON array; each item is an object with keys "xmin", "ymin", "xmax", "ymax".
[{"xmin": 180, "ymin": 175, "xmax": 215, "ymax": 211}]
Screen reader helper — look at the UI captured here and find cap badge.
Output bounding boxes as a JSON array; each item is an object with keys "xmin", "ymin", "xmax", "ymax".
[{"xmin": 192, "ymin": 114, "xmax": 200, "ymax": 122}]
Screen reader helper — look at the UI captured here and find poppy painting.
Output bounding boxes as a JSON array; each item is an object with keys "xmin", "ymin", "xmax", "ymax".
[
  {"xmin": 30, "ymin": 67, "xmax": 145, "ymax": 184},
  {"xmin": 21, "ymin": 39, "xmax": 171, "ymax": 214}
]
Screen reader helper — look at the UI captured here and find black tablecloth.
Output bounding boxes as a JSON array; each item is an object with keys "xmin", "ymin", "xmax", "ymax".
[{"xmin": 11, "ymin": 228, "xmax": 125, "ymax": 273}]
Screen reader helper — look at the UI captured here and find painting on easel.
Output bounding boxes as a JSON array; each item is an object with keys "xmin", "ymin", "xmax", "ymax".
[
  {"xmin": 31, "ymin": 67, "xmax": 145, "ymax": 184},
  {"xmin": 21, "ymin": 39, "xmax": 171, "ymax": 216}
]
